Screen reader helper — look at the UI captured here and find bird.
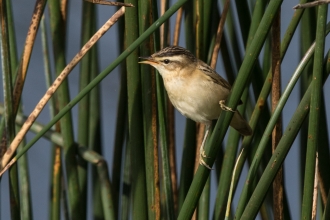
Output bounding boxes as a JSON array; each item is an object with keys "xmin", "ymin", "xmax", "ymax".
[{"xmin": 139, "ymin": 46, "xmax": 252, "ymax": 169}]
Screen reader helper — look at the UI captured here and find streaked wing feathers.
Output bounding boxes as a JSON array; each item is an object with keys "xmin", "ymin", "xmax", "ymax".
[{"xmin": 197, "ymin": 62, "xmax": 232, "ymax": 90}]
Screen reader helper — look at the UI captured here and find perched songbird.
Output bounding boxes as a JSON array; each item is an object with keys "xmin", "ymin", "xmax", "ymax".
[{"xmin": 139, "ymin": 46, "xmax": 252, "ymax": 168}]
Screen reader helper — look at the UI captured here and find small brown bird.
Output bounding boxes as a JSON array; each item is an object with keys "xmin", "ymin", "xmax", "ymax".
[{"xmin": 139, "ymin": 46, "xmax": 252, "ymax": 168}]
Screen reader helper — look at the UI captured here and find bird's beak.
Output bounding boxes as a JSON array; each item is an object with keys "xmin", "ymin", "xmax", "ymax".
[{"xmin": 138, "ymin": 56, "xmax": 159, "ymax": 65}]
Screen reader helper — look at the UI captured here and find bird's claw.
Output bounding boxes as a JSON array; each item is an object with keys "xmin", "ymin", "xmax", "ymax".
[
  {"xmin": 219, "ymin": 100, "xmax": 236, "ymax": 112},
  {"xmin": 199, "ymin": 150, "xmax": 212, "ymax": 170}
]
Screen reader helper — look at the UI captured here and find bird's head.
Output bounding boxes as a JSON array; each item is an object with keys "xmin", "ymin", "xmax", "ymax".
[{"xmin": 139, "ymin": 46, "xmax": 197, "ymax": 77}]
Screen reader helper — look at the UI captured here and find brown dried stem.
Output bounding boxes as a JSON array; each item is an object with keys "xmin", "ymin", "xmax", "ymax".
[
  {"xmin": 0, "ymin": 6, "xmax": 126, "ymax": 174},
  {"xmin": 12, "ymin": 0, "xmax": 46, "ymax": 127},
  {"xmin": 85, "ymin": 0, "xmax": 134, "ymax": 7},
  {"xmin": 210, "ymin": 0, "xmax": 231, "ymax": 69},
  {"xmin": 172, "ymin": 7, "xmax": 183, "ymax": 46},
  {"xmin": 271, "ymin": 8, "xmax": 283, "ymax": 220},
  {"xmin": 293, "ymin": 0, "xmax": 330, "ymax": 9}
]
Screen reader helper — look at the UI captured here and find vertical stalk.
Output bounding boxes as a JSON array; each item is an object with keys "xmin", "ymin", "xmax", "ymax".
[
  {"xmin": 194, "ymin": 1, "xmax": 210, "ymax": 219},
  {"xmin": 7, "ymin": 1, "xmax": 33, "ymax": 219},
  {"xmin": 271, "ymin": 8, "xmax": 283, "ymax": 220},
  {"xmin": 112, "ymin": 5, "xmax": 127, "ymax": 212},
  {"xmin": 202, "ymin": 0, "xmax": 212, "ymax": 53},
  {"xmin": 198, "ymin": 177, "xmax": 210, "ymax": 220},
  {"xmin": 169, "ymin": 8, "xmax": 180, "ymax": 217},
  {"xmin": 17, "ymin": 138, "xmax": 32, "ymax": 220},
  {"xmin": 215, "ymin": 127, "xmax": 242, "ymax": 220},
  {"xmin": 124, "ymin": 0, "xmax": 148, "ymax": 219},
  {"xmin": 299, "ymin": 3, "xmax": 316, "ymax": 200},
  {"xmin": 0, "ymin": 1, "xmax": 20, "ymax": 219},
  {"xmin": 223, "ymin": 0, "xmax": 243, "ymax": 72},
  {"xmin": 41, "ymin": 15, "xmax": 62, "ymax": 220},
  {"xmin": 245, "ymin": 0, "xmax": 268, "ymax": 100},
  {"xmin": 156, "ymin": 67, "xmax": 175, "ymax": 219},
  {"xmin": 160, "ymin": 0, "xmax": 169, "ymax": 48},
  {"xmin": 301, "ymin": 4, "xmax": 328, "ymax": 219},
  {"xmin": 178, "ymin": 0, "xmax": 196, "ymax": 212},
  {"xmin": 195, "ymin": 0, "xmax": 204, "ymax": 59},
  {"xmin": 77, "ymin": 2, "xmax": 94, "ymax": 218},
  {"xmin": 234, "ymin": 0, "xmax": 250, "ymax": 44},
  {"xmin": 120, "ymin": 139, "xmax": 131, "ymax": 220},
  {"xmin": 138, "ymin": 0, "xmax": 161, "ymax": 219},
  {"xmin": 48, "ymin": 0, "xmax": 81, "ymax": 219},
  {"xmin": 89, "ymin": 39, "xmax": 104, "ymax": 220}
]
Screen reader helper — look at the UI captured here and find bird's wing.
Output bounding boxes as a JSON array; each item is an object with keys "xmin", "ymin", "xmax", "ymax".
[
  {"xmin": 197, "ymin": 62, "xmax": 232, "ymax": 90},
  {"xmin": 197, "ymin": 62, "xmax": 244, "ymax": 105}
]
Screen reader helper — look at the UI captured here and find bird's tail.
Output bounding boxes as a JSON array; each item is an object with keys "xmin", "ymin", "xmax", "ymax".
[{"xmin": 230, "ymin": 111, "xmax": 252, "ymax": 136}]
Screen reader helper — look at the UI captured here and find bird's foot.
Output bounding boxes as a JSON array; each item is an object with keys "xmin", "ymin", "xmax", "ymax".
[
  {"xmin": 219, "ymin": 100, "xmax": 236, "ymax": 112},
  {"xmin": 199, "ymin": 150, "xmax": 212, "ymax": 169}
]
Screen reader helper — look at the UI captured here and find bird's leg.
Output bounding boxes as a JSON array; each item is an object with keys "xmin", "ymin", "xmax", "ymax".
[
  {"xmin": 198, "ymin": 100, "xmax": 236, "ymax": 169},
  {"xmin": 199, "ymin": 124, "xmax": 212, "ymax": 169},
  {"xmin": 219, "ymin": 100, "xmax": 236, "ymax": 112}
]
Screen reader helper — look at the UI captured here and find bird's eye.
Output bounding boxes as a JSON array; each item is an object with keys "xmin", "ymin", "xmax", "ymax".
[{"xmin": 163, "ymin": 59, "xmax": 170, "ymax": 64}]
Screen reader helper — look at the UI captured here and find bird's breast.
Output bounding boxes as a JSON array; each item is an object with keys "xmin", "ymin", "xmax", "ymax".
[{"xmin": 163, "ymin": 75, "xmax": 227, "ymax": 124}]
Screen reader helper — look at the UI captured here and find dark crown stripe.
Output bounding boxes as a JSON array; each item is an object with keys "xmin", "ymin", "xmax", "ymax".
[{"xmin": 154, "ymin": 46, "xmax": 196, "ymax": 62}]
